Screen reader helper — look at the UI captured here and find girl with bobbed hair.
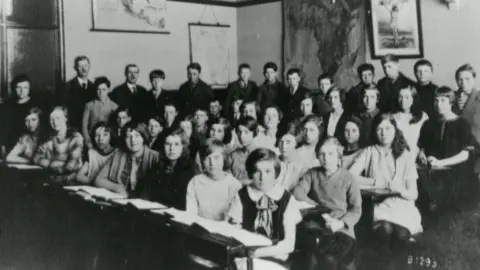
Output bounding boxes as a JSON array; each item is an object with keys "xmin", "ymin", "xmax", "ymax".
[
  {"xmin": 94, "ymin": 122, "xmax": 159, "ymax": 196},
  {"xmin": 2, "ymin": 74, "xmax": 39, "ymax": 151},
  {"xmin": 228, "ymin": 148, "xmax": 302, "ymax": 270},
  {"xmin": 6, "ymin": 107, "xmax": 46, "ymax": 164},
  {"xmin": 34, "ymin": 106, "xmax": 84, "ymax": 183}
]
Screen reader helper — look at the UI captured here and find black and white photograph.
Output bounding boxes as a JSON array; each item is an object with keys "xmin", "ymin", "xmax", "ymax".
[{"xmin": 0, "ymin": 0, "xmax": 478, "ymax": 269}]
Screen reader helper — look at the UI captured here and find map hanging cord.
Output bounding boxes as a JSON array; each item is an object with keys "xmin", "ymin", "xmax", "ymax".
[{"xmin": 196, "ymin": 4, "xmax": 222, "ymax": 26}]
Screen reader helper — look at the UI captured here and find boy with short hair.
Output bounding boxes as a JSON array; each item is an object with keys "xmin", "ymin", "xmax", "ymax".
[
  {"xmin": 377, "ymin": 54, "xmax": 415, "ymax": 111},
  {"xmin": 225, "ymin": 64, "xmax": 258, "ymax": 117},
  {"xmin": 208, "ymin": 99, "xmax": 223, "ymax": 124},
  {"xmin": 356, "ymin": 85, "xmax": 381, "ymax": 147},
  {"xmin": 346, "ymin": 63, "xmax": 376, "ymax": 114},
  {"xmin": 163, "ymin": 101, "xmax": 180, "ymax": 138},
  {"xmin": 257, "ymin": 62, "xmax": 289, "ymax": 112},
  {"xmin": 414, "ymin": 59, "xmax": 438, "ymax": 118},
  {"xmin": 82, "ymin": 76, "xmax": 118, "ymax": 149},
  {"xmin": 193, "ymin": 107, "xmax": 210, "ymax": 147}
]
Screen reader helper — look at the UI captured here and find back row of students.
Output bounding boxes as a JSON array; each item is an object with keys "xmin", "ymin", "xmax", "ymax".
[{"xmin": 2, "ymin": 54, "xmax": 480, "ymax": 269}]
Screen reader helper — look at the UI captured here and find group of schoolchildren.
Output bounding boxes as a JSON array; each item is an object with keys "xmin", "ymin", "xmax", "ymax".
[{"xmin": 1, "ymin": 52, "xmax": 479, "ymax": 270}]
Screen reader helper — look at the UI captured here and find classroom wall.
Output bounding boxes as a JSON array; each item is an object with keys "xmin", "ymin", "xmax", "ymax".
[
  {"xmin": 236, "ymin": 0, "xmax": 480, "ymax": 88},
  {"xmin": 237, "ymin": 2, "xmax": 283, "ymax": 84},
  {"xmin": 63, "ymin": 1, "xmax": 238, "ymax": 90}
]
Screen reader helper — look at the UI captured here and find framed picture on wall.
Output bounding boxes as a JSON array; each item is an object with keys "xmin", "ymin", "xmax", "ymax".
[
  {"xmin": 366, "ymin": 0, "xmax": 423, "ymax": 59},
  {"xmin": 91, "ymin": 0, "xmax": 170, "ymax": 34}
]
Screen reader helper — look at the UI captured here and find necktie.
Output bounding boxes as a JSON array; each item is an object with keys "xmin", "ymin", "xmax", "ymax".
[
  {"xmin": 120, "ymin": 157, "xmax": 133, "ymax": 188},
  {"xmin": 132, "ymin": 86, "xmax": 137, "ymax": 94},
  {"xmin": 82, "ymin": 83, "xmax": 87, "ymax": 89},
  {"xmin": 254, "ymin": 195, "xmax": 278, "ymax": 238},
  {"xmin": 129, "ymin": 159, "xmax": 139, "ymax": 191},
  {"xmin": 458, "ymin": 92, "xmax": 468, "ymax": 111}
]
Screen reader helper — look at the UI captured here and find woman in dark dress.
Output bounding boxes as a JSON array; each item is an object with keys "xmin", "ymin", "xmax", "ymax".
[
  {"xmin": 138, "ymin": 128, "xmax": 196, "ymax": 210},
  {"xmin": 2, "ymin": 74, "xmax": 39, "ymax": 151},
  {"xmin": 418, "ymin": 86, "xmax": 474, "ymax": 211}
]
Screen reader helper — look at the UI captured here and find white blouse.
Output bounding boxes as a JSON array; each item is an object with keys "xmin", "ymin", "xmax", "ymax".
[{"xmin": 393, "ymin": 112, "xmax": 428, "ymax": 156}]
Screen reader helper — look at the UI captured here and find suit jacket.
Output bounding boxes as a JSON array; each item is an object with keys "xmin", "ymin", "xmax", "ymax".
[
  {"xmin": 177, "ymin": 80, "xmax": 214, "ymax": 116},
  {"xmin": 311, "ymin": 91, "xmax": 332, "ymax": 116},
  {"xmin": 142, "ymin": 89, "xmax": 174, "ymax": 122},
  {"xmin": 458, "ymin": 89, "xmax": 480, "ymax": 161},
  {"xmin": 257, "ymin": 80, "xmax": 289, "ymax": 112},
  {"xmin": 323, "ymin": 111, "xmax": 351, "ymax": 141},
  {"xmin": 109, "ymin": 82, "xmax": 147, "ymax": 121},
  {"xmin": 224, "ymin": 80, "xmax": 258, "ymax": 117},
  {"xmin": 377, "ymin": 73, "xmax": 415, "ymax": 112},
  {"xmin": 59, "ymin": 77, "xmax": 96, "ymax": 130},
  {"xmin": 284, "ymin": 85, "xmax": 311, "ymax": 123}
]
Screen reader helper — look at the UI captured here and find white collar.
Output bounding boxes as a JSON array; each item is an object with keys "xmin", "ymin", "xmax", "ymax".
[
  {"xmin": 246, "ymin": 184, "xmax": 284, "ymax": 202},
  {"xmin": 127, "ymin": 82, "xmax": 137, "ymax": 91},
  {"xmin": 77, "ymin": 77, "xmax": 88, "ymax": 85}
]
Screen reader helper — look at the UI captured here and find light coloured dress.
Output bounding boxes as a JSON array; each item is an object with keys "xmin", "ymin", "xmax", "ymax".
[
  {"xmin": 349, "ymin": 145, "xmax": 422, "ymax": 234},
  {"xmin": 11, "ymin": 134, "xmax": 39, "ymax": 161},
  {"xmin": 295, "ymin": 145, "xmax": 321, "ymax": 170},
  {"xmin": 393, "ymin": 112, "xmax": 428, "ymax": 156},
  {"xmin": 85, "ymin": 149, "xmax": 116, "ymax": 182},
  {"xmin": 186, "ymin": 172, "xmax": 241, "ymax": 221}
]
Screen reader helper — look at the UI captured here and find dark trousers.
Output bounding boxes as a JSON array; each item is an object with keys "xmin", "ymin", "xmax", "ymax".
[{"xmin": 295, "ymin": 221, "xmax": 356, "ymax": 270}]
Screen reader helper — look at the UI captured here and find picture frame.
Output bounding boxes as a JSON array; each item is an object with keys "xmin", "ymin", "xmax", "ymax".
[
  {"xmin": 366, "ymin": 0, "xmax": 423, "ymax": 59},
  {"xmin": 91, "ymin": 0, "xmax": 170, "ymax": 34}
]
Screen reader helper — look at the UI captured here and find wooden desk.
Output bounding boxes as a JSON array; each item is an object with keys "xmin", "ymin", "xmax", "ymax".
[{"xmin": 0, "ymin": 165, "xmax": 246, "ymax": 270}]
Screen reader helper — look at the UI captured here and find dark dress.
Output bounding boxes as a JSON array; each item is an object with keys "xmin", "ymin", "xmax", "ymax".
[
  {"xmin": 345, "ymin": 83, "xmax": 367, "ymax": 115},
  {"xmin": 2, "ymin": 98, "xmax": 39, "ymax": 151},
  {"xmin": 416, "ymin": 82, "xmax": 438, "ymax": 119},
  {"xmin": 137, "ymin": 156, "xmax": 195, "ymax": 210},
  {"xmin": 355, "ymin": 109, "xmax": 380, "ymax": 147},
  {"xmin": 418, "ymin": 117, "xmax": 475, "ymax": 209},
  {"xmin": 323, "ymin": 111, "xmax": 351, "ymax": 141}
]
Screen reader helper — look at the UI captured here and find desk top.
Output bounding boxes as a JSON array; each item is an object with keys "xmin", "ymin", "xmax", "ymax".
[
  {"xmin": 361, "ymin": 188, "xmax": 400, "ymax": 198},
  {"xmin": 416, "ymin": 165, "xmax": 451, "ymax": 171}
]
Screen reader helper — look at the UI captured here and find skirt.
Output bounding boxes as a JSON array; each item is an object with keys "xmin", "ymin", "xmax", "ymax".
[{"xmin": 374, "ymin": 197, "xmax": 423, "ymax": 234}]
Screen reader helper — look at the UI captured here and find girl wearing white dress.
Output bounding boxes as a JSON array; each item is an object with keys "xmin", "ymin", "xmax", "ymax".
[
  {"xmin": 392, "ymin": 85, "xmax": 428, "ymax": 157},
  {"xmin": 349, "ymin": 113, "xmax": 422, "ymax": 264}
]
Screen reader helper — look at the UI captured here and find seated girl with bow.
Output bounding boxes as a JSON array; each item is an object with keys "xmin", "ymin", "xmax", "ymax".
[{"xmin": 228, "ymin": 148, "xmax": 302, "ymax": 270}]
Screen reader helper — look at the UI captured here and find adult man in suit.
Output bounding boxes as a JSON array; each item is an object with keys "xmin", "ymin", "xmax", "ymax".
[
  {"xmin": 224, "ymin": 63, "xmax": 258, "ymax": 118},
  {"xmin": 257, "ymin": 62, "xmax": 289, "ymax": 113},
  {"xmin": 59, "ymin": 55, "xmax": 96, "ymax": 130},
  {"xmin": 142, "ymin": 69, "xmax": 173, "ymax": 122},
  {"xmin": 376, "ymin": 54, "xmax": 415, "ymax": 112},
  {"xmin": 177, "ymin": 63, "xmax": 214, "ymax": 116},
  {"xmin": 455, "ymin": 64, "xmax": 480, "ymax": 173},
  {"xmin": 283, "ymin": 68, "xmax": 310, "ymax": 125},
  {"xmin": 109, "ymin": 64, "xmax": 147, "ymax": 121}
]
